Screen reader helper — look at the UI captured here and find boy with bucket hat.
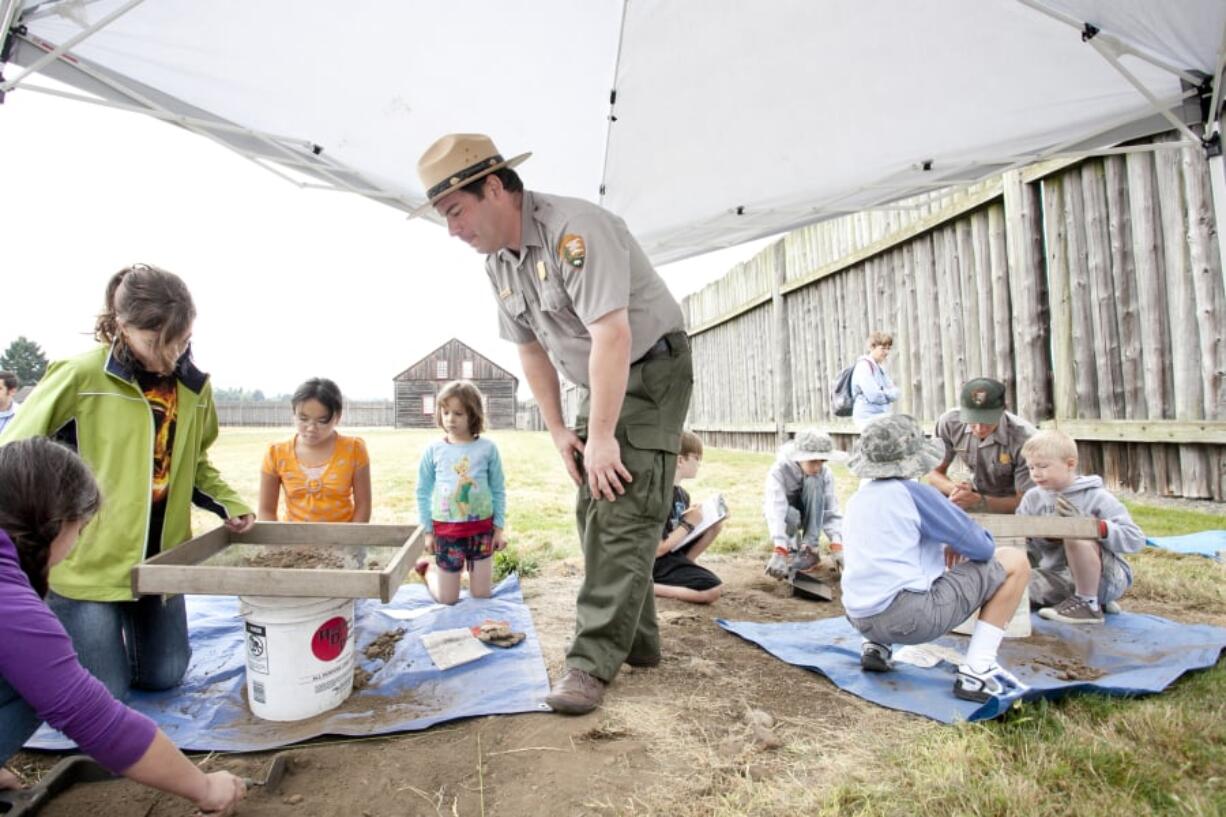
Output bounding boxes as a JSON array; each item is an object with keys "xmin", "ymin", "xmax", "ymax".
[
  {"xmin": 928, "ymin": 378, "xmax": 1037, "ymax": 514},
  {"xmin": 763, "ymin": 429, "xmax": 846, "ymax": 579},
  {"xmin": 416, "ymin": 134, "xmax": 691, "ymax": 715},
  {"xmin": 843, "ymin": 415, "xmax": 1031, "ymax": 703}
]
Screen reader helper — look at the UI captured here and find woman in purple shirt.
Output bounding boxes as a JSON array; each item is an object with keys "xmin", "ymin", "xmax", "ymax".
[{"xmin": 0, "ymin": 438, "xmax": 244, "ymax": 815}]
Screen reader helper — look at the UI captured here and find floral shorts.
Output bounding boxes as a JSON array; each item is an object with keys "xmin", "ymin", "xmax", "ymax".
[{"xmin": 431, "ymin": 531, "xmax": 495, "ymax": 573}]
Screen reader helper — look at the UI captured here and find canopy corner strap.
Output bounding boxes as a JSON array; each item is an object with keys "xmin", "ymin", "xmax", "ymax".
[{"xmin": 0, "ymin": 0, "xmax": 423, "ymax": 213}]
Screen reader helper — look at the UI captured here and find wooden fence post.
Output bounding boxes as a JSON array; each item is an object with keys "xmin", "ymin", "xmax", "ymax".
[
  {"xmin": 771, "ymin": 241, "xmax": 791, "ymax": 447},
  {"xmin": 1041, "ymin": 176, "xmax": 1076, "ymax": 423},
  {"xmin": 1002, "ymin": 169, "xmax": 1051, "ymax": 423}
]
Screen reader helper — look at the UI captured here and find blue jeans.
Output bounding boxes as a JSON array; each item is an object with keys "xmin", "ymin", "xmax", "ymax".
[
  {"xmin": 46, "ymin": 592, "xmax": 191, "ymax": 701},
  {"xmin": 784, "ymin": 474, "xmax": 826, "ymax": 550},
  {"xmin": 0, "ymin": 678, "xmax": 41, "ymax": 765}
]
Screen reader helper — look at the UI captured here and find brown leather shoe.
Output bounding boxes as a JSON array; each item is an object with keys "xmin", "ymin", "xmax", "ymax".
[
  {"xmin": 544, "ymin": 668, "xmax": 606, "ymax": 714},
  {"xmin": 624, "ymin": 652, "xmax": 661, "ymax": 668}
]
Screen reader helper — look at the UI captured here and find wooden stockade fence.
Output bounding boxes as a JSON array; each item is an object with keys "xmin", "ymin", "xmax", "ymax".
[
  {"xmin": 217, "ymin": 400, "xmax": 395, "ymax": 427},
  {"xmin": 681, "ymin": 131, "xmax": 1226, "ymax": 500}
]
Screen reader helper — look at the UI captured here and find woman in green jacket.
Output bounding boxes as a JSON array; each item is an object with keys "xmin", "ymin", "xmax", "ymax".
[{"xmin": 0, "ymin": 264, "xmax": 254, "ymax": 699}]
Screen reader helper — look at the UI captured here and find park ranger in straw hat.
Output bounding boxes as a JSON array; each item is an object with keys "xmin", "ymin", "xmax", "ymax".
[{"xmin": 417, "ymin": 133, "xmax": 692, "ymax": 715}]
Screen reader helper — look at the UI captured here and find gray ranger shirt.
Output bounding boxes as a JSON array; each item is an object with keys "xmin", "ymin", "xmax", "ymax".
[
  {"xmin": 484, "ymin": 190, "xmax": 684, "ymax": 387},
  {"xmin": 934, "ymin": 409, "xmax": 1037, "ymax": 497}
]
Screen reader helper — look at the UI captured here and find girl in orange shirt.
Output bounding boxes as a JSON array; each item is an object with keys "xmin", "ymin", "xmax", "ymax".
[{"xmin": 258, "ymin": 378, "xmax": 372, "ymax": 523}]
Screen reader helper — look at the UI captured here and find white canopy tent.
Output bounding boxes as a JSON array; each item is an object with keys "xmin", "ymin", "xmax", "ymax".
[{"xmin": 2, "ymin": 0, "xmax": 1224, "ymax": 266}]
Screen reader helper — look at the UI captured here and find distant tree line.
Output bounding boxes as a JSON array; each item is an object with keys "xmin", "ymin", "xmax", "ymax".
[{"xmin": 212, "ymin": 387, "xmax": 282, "ymax": 402}]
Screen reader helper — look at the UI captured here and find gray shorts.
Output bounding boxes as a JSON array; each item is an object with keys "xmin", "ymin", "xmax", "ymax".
[
  {"xmin": 849, "ymin": 558, "xmax": 1007, "ymax": 646},
  {"xmin": 1029, "ymin": 549, "xmax": 1131, "ymax": 607}
]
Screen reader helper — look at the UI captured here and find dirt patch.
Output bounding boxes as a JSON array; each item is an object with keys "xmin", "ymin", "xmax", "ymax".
[
  {"xmin": 1020, "ymin": 633, "xmax": 1107, "ymax": 681},
  {"xmin": 244, "ymin": 547, "xmax": 348, "ymax": 570},
  {"xmin": 351, "ymin": 666, "xmax": 373, "ymax": 691},
  {"xmin": 363, "ymin": 627, "xmax": 406, "ymax": 662},
  {"xmin": 1031, "ymin": 655, "xmax": 1105, "ymax": 682}
]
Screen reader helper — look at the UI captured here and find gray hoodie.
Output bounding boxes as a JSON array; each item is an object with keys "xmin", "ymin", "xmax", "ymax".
[{"xmin": 1016, "ymin": 475, "xmax": 1145, "ymax": 583}]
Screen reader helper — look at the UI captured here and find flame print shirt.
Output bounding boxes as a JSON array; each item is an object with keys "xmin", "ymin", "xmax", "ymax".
[{"xmin": 135, "ymin": 369, "xmax": 177, "ymax": 554}]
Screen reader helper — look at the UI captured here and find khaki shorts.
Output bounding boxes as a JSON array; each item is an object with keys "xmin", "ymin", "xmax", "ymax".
[{"xmin": 849, "ymin": 558, "xmax": 1007, "ymax": 646}]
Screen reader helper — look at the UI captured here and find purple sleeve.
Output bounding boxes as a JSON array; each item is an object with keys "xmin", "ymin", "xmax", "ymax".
[
  {"xmin": 903, "ymin": 481, "xmax": 996, "ymax": 561},
  {"xmin": 0, "ymin": 538, "xmax": 157, "ymax": 773}
]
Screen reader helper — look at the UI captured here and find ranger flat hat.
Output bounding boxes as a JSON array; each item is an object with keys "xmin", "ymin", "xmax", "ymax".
[
  {"xmin": 414, "ymin": 133, "xmax": 530, "ymax": 217},
  {"xmin": 959, "ymin": 377, "xmax": 1008, "ymax": 425},
  {"xmin": 788, "ymin": 428, "xmax": 848, "ymax": 463},
  {"xmin": 848, "ymin": 414, "xmax": 945, "ymax": 480}
]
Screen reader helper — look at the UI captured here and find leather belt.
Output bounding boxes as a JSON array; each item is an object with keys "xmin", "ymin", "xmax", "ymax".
[{"xmin": 633, "ymin": 331, "xmax": 689, "ymax": 365}]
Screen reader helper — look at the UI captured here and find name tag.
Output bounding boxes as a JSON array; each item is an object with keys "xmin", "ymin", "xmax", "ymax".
[
  {"xmin": 536, "ymin": 260, "xmax": 548, "ymax": 281},
  {"xmin": 499, "ymin": 288, "xmax": 513, "ymax": 299}
]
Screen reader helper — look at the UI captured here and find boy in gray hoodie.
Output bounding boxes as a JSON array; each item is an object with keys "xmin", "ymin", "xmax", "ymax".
[{"xmin": 1016, "ymin": 430, "xmax": 1145, "ymax": 624}]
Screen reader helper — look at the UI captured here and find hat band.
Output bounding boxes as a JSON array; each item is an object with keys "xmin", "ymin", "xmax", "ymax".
[{"xmin": 427, "ymin": 155, "xmax": 505, "ymax": 200}]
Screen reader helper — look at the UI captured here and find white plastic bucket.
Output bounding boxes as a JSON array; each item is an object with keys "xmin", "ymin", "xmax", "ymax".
[{"xmin": 240, "ymin": 596, "xmax": 356, "ymax": 721}]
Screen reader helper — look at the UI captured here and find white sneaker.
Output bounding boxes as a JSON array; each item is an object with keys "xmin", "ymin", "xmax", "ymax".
[
  {"xmin": 860, "ymin": 641, "xmax": 892, "ymax": 672},
  {"xmin": 953, "ymin": 663, "xmax": 1029, "ymax": 703}
]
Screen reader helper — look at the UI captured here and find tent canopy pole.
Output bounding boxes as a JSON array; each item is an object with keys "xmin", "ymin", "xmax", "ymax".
[{"xmin": 0, "ymin": 0, "xmax": 146, "ymax": 93}]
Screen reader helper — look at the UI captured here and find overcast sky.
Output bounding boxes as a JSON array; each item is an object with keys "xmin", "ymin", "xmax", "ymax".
[{"xmin": 1, "ymin": 81, "xmax": 773, "ymax": 400}]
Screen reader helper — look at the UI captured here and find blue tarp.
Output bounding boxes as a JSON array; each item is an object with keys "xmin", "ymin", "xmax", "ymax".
[
  {"xmin": 27, "ymin": 575, "xmax": 550, "ymax": 753},
  {"xmin": 718, "ymin": 613, "xmax": 1226, "ymax": 723},
  {"xmin": 1146, "ymin": 530, "xmax": 1226, "ymax": 560}
]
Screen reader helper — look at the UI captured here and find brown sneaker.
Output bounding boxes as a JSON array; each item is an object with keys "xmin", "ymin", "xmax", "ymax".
[
  {"xmin": 545, "ymin": 669, "xmax": 606, "ymax": 714},
  {"xmin": 1039, "ymin": 595, "xmax": 1104, "ymax": 625},
  {"xmin": 625, "ymin": 652, "xmax": 661, "ymax": 668}
]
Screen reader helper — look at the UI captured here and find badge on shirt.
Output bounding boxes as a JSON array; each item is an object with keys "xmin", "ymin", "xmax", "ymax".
[
  {"xmin": 558, "ymin": 233, "xmax": 586, "ymax": 269},
  {"xmin": 999, "ymin": 452, "xmax": 1011, "ymax": 465},
  {"xmin": 499, "ymin": 287, "xmax": 513, "ymax": 299}
]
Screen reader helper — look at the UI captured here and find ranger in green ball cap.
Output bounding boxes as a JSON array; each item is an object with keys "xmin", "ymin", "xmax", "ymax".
[{"xmin": 927, "ymin": 378, "xmax": 1037, "ymax": 514}]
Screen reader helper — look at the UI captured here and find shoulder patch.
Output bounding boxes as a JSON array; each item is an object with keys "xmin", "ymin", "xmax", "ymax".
[{"xmin": 558, "ymin": 233, "xmax": 586, "ymax": 269}]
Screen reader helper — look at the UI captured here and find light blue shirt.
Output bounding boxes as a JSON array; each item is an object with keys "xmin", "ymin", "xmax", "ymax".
[
  {"xmin": 0, "ymin": 404, "xmax": 16, "ymax": 436},
  {"xmin": 416, "ymin": 437, "xmax": 506, "ymax": 534},
  {"xmin": 841, "ymin": 478, "xmax": 995, "ymax": 618},
  {"xmin": 851, "ymin": 356, "xmax": 899, "ymax": 425}
]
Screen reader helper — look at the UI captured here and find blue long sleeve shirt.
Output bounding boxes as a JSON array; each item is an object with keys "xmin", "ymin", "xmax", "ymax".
[
  {"xmin": 841, "ymin": 478, "xmax": 995, "ymax": 618},
  {"xmin": 416, "ymin": 437, "xmax": 506, "ymax": 536}
]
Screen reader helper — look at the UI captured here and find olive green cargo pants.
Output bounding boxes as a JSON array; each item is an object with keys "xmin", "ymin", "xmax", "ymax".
[{"xmin": 569, "ymin": 332, "xmax": 693, "ymax": 682}]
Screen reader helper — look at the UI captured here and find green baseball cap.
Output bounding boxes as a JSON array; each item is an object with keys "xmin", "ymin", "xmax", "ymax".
[{"xmin": 959, "ymin": 378, "xmax": 1007, "ymax": 425}]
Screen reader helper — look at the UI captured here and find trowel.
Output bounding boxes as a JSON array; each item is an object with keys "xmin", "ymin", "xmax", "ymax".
[
  {"xmin": 788, "ymin": 571, "xmax": 834, "ymax": 601},
  {"xmin": 243, "ymin": 752, "xmax": 289, "ymax": 791}
]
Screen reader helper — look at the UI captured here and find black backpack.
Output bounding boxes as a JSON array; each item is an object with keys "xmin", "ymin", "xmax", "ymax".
[{"xmin": 830, "ymin": 363, "xmax": 856, "ymax": 417}]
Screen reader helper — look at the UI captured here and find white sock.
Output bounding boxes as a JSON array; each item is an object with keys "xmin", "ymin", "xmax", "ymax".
[
  {"xmin": 965, "ymin": 620, "xmax": 1006, "ymax": 673},
  {"xmin": 1076, "ymin": 593, "xmax": 1100, "ymax": 611}
]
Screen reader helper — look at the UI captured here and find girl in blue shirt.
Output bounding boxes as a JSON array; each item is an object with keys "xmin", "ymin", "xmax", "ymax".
[{"xmin": 414, "ymin": 381, "xmax": 507, "ymax": 604}]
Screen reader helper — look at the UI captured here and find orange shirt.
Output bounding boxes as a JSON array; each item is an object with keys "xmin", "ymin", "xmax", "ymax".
[{"xmin": 262, "ymin": 434, "xmax": 369, "ymax": 522}]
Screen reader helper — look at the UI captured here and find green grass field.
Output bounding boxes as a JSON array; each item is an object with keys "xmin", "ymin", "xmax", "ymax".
[{"xmin": 201, "ymin": 426, "xmax": 1226, "ymax": 816}]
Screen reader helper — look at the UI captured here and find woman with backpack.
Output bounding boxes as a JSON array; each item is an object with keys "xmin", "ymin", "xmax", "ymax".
[{"xmin": 851, "ymin": 331, "xmax": 901, "ymax": 430}]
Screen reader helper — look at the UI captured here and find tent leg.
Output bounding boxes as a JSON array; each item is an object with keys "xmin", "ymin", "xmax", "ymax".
[{"xmin": 1210, "ymin": 141, "xmax": 1226, "ymax": 303}]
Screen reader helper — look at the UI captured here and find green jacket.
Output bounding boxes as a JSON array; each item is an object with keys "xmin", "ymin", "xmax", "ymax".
[{"xmin": 0, "ymin": 345, "xmax": 252, "ymax": 601}]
